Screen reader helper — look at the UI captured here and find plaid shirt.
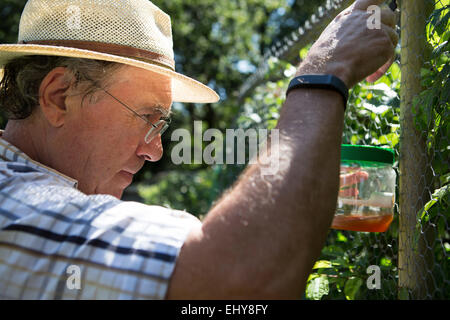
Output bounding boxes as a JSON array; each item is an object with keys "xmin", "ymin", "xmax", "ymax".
[{"xmin": 0, "ymin": 137, "xmax": 201, "ymax": 299}]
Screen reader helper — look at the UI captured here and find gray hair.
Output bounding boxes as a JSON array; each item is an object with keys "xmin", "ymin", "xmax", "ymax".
[{"xmin": 0, "ymin": 56, "xmax": 121, "ymax": 120}]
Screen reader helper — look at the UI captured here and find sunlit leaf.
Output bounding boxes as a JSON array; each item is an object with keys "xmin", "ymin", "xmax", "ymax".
[
  {"xmin": 306, "ymin": 275, "xmax": 329, "ymax": 300},
  {"xmin": 313, "ymin": 260, "xmax": 333, "ymax": 269}
]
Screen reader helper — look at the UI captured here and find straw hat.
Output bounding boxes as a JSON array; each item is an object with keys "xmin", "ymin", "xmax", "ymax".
[{"xmin": 0, "ymin": 0, "xmax": 219, "ymax": 103}]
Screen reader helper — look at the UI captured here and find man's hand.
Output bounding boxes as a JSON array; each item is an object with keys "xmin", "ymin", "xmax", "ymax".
[
  {"xmin": 168, "ymin": 0, "xmax": 398, "ymax": 299},
  {"xmin": 297, "ymin": 0, "xmax": 399, "ymax": 88},
  {"xmin": 339, "ymin": 169, "xmax": 369, "ymax": 197}
]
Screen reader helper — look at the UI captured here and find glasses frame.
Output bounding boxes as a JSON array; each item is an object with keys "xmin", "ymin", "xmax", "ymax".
[{"xmin": 92, "ymin": 85, "xmax": 171, "ymax": 144}]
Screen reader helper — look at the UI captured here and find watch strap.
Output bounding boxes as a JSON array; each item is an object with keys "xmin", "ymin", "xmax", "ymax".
[{"xmin": 286, "ymin": 74, "xmax": 349, "ymax": 110}]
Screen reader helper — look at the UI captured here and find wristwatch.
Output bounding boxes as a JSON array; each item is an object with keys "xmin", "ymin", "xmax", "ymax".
[{"xmin": 286, "ymin": 74, "xmax": 349, "ymax": 110}]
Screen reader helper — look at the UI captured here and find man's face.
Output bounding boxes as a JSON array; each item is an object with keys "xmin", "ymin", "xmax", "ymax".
[{"xmin": 56, "ymin": 65, "xmax": 172, "ymax": 199}]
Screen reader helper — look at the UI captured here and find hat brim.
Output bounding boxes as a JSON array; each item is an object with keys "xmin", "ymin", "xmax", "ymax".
[{"xmin": 0, "ymin": 44, "xmax": 220, "ymax": 104}]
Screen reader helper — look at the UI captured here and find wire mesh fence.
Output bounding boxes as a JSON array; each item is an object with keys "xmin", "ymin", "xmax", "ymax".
[
  {"xmin": 237, "ymin": 0, "xmax": 449, "ymax": 299},
  {"xmin": 397, "ymin": 0, "xmax": 449, "ymax": 299}
]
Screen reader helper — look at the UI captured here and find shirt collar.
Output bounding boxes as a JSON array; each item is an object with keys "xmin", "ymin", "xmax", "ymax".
[{"xmin": 0, "ymin": 133, "xmax": 78, "ymax": 188}]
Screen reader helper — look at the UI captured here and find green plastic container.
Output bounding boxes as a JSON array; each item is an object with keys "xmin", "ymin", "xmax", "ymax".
[{"xmin": 331, "ymin": 144, "xmax": 396, "ymax": 232}]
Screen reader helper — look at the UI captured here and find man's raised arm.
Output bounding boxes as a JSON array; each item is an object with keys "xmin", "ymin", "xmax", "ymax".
[{"xmin": 167, "ymin": 0, "xmax": 398, "ymax": 299}]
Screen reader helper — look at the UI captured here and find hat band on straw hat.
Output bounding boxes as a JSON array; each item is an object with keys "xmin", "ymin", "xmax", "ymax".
[
  {"xmin": 18, "ymin": 40, "xmax": 176, "ymax": 71},
  {"xmin": 0, "ymin": 0, "xmax": 220, "ymax": 103}
]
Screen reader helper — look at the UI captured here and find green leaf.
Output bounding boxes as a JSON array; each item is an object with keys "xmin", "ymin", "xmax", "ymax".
[
  {"xmin": 322, "ymin": 245, "xmax": 345, "ymax": 258},
  {"xmin": 380, "ymin": 257, "xmax": 392, "ymax": 267},
  {"xmin": 344, "ymin": 277, "xmax": 363, "ymax": 300},
  {"xmin": 313, "ymin": 260, "xmax": 332, "ymax": 269},
  {"xmin": 441, "ymin": 172, "xmax": 450, "ymax": 185},
  {"xmin": 432, "ymin": 40, "xmax": 449, "ymax": 58},
  {"xmin": 306, "ymin": 275, "xmax": 329, "ymax": 300},
  {"xmin": 418, "ymin": 184, "xmax": 450, "ymax": 221},
  {"xmin": 336, "ymin": 231, "xmax": 348, "ymax": 242}
]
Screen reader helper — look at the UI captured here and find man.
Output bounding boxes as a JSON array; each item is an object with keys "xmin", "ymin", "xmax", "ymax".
[{"xmin": 0, "ymin": 0, "xmax": 397, "ymax": 299}]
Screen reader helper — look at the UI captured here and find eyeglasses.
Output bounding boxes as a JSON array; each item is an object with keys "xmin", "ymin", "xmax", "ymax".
[{"xmin": 95, "ymin": 86, "xmax": 171, "ymax": 144}]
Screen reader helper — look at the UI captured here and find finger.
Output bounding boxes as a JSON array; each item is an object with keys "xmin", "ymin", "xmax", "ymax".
[
  {"xmin": 339, "ymin": 187, "xmax": 359, "ymax": 197},
  {"xmin": 366, "ymin": 24, "xmax": 399, "ymax": 82},
  {"xmin": 380, "ymin": 7, "xmax": 397, "ymax": 29},
  {"xmin": 354, "ymin": 0, "xmax": 385, "ymax": 10},
  {"xmin": 366, "ymin": 55, "xmax": 395, "ymax": 82},
  {"xmin": 340, "ymin": 171, "xmax": 369, "ymax": 187},
  {"xmin": 382, "ymin": 23, "xmax": 399, "ymax": 47},
  {"xmin": 366, "ymin": 24, "xmax": 397, "ymax": 82},
  {"xmin": 356, "ymin": 171, "xmax": 369, "ymax": 183}
]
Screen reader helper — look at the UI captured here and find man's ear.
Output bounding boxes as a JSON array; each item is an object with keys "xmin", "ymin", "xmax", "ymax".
[{"xmin": 38, "ymin": 67, "xmax": 72, "ymax": 127}]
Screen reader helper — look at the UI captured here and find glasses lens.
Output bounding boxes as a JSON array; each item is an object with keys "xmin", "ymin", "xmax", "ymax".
[{"xmin": 144, "ymin": 120, "xmax": 169, "ymax": 144}]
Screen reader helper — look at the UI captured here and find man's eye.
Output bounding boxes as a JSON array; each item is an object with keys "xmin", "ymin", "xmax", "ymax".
[{"xmin": 141, "ymin": 114, "xmax": 159, "ymax": 122}]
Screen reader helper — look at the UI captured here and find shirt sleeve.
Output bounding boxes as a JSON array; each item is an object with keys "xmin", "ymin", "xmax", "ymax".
[{"xmin": 0, "ymin": 176, "xmax": 202, "ymax": 300}]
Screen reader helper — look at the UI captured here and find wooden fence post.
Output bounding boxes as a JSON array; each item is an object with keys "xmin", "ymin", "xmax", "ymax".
[{"xmin": 398, "ymin": 0, "xmax": 435, "ymax": 299}]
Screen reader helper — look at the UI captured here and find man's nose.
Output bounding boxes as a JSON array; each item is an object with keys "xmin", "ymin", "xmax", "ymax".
[{"xmin": 136, "ymin": 135, "xmax": 163, "ymax": 162}]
